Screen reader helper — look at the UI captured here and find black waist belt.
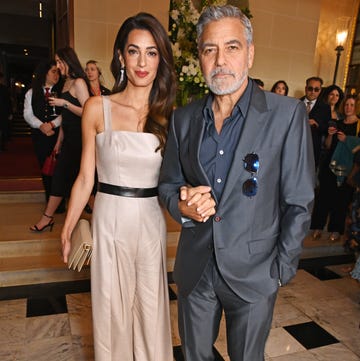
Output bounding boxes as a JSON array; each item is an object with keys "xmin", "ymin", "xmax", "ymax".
[{"xmin": 98, "ymin": 182, "xmax": 158, "ymax": 198}]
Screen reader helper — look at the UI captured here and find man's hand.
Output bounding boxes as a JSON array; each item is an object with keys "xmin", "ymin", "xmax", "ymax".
[
  {"xmin": 308, "ymin": 118, "xmax": 319, "ymax": 128},
  {"xmin": 178, "ymin": 185, "xmax": 216, "ymax": 222}
]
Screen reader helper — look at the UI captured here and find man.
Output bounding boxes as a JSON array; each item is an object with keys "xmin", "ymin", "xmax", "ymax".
[
  {"xmin": 301, "ymin": 76, "xmax": 331, "ymax": 169},
  {"xmin": 159, "ymin": 5, "xmax": 314, "ymax": 361}
]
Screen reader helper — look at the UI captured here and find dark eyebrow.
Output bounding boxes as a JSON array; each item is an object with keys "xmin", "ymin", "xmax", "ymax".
[{"xmin": 127, "ymin": 44, "xmax": 158, "ymax": 51}]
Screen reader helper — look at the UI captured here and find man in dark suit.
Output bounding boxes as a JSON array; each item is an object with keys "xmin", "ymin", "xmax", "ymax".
[
  {"xmin": 159, "ymin": 5, "xmax": 314, "ymax": 361},
  {"xmin": 300, "ymin": 76, "xmax": 331, "ymax": 169}
]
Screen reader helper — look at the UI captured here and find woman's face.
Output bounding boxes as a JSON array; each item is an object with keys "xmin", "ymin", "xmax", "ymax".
[
  {"xmin": 85, "ymin": 63, "xmax": 100, "ymax": 82},
  {"xmin": 274, "ymin": 82, "xmax": 286, "ymax": 95},
  {"xmin": 121, "ymin": 29, "xmax": 160, "ymax": 89},
  {"xmin": 344, "ymin": 98, "xmax": 356, "ymax": 117},
  {"xmin": 327, "ymin": 89, "xmax": 340, "ymax": 106},
  {"xmin": 45, "ymin": 65, "xmax": 60, "ymax": 86},
  {"xmin": 55, "ymin": 54, "xmax": 69, "ymax": 76}
]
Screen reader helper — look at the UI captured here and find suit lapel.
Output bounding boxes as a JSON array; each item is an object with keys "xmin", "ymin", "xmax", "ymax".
[
  {"xmin": 189, "ymin": 98, "xmax": 212, "ymax": 189},
  {"xmin": 219, "ymin": 86, "xmax": 270, "ymax": 207}
]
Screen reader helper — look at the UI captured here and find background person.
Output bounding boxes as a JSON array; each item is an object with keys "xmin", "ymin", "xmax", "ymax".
[
  {"xmin": 23, "ymin": 60, "xmax": 65, "ymax": 211},
  {"xmin": 300, "ymin": 76, "xmax": 331, "ymax": 169},
  {"xmin": 30, "ymin": 47, "xmax": 90, "ymax": 232},
  {"xmin": 310, "ymin": 85, "xmax": 345, "ymax": 240},
  {"xmin": 61, "ymin": 13, "xmax": 176, "ymax": 360},
  {"xmin": 159, "ymin": 5, "xmax": 314, "ymax": 361},
  {"xmin": 271, "ymin": 80, "xmax": 289, "ymax": 96},
  {"xmin": 85, "ymin": 59, "xmax": 111, "ymax": 96}
]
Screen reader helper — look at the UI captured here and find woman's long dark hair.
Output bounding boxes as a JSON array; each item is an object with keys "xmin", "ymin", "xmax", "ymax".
[
  {"xmin": 110, "ymin": 12, "xmax": 176, "ymax": 153},
  {"xmin": 270, "ymin": 80, "xmax": 289, "ymax": 96},
  {"xmin": 31, "ymin": 60, "xmax": 61, "ymax": 98},
  {"xmin": 321, "ymin": 84, "xmax": 344, "ymax": 111},
  {"xmin": 56, "ymin": 47, "xmax": 88, "ymax": 82}
]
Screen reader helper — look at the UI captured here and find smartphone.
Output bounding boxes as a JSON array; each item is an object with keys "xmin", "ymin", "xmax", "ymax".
[{"xmin": 328, "ymin": 120, "xmax": 338, "ymax": 129}]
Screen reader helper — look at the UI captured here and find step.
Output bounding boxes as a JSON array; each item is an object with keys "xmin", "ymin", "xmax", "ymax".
[
  {"xmin": 0, "ymin": 178, "xmax": 43, "ymax": 196},
  {"xmin": 0, "ymin": 200, "xmax": 180, "ymax": 287},
  {"xmin": 0, "ymin": 254, "xmax": 90, "ymax": 287},
  {"xmin": 0, "ymin": 238, "xmax": 61, "ymax": 258}
]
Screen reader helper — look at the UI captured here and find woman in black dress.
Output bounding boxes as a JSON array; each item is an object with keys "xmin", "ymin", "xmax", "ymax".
[{"xmin": 30, "ymin": 47, "xmax": 90, "ymax": 232}]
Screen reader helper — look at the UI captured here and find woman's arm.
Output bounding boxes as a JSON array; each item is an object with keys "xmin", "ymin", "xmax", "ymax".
[
  {"xmin": 53, "ymin": 126, "xmax": 64, "ymax": 154},
  {"xmin": 61, "ymin": 96, "xmax": 102, "ymax": 263},
  {"xmin": 50, "ymin": 78, "xmax": 90, "ymax": 117}
]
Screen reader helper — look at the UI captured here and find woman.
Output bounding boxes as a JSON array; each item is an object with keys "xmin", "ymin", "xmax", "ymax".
[
  {"xmin": 23, "ymin": 60, "xmax": 63, "ymax": 203},
  {"xmin": 311, "ymin": 92, "xmax": 358, "ymax": 242},
  {"xmin": 30, "ymin": 47, "xmax": 90, "ymax": 232},
  {"xmin": 84, "ymin": 60, "xmax": 111, "ymax": 214},
  {"xmin": 61, "ymin": 13, "xmax": 176, "ymax": 360},
  {"xmin": 85, "ymin": 60, "xmax": 111, "ymax": 96},
  {"xmin": 270, "ymin": 80, "xmax": 289, "ymax": 96}
]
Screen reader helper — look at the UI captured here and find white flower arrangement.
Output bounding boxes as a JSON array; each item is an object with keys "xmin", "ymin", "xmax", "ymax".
[
  {"xmin": 169, "ymin": 0, "xmax": 212, "ymax": 105},
  {"xmin": 169, "ymin": 0, "xmax": 250, "ymax": 106}
]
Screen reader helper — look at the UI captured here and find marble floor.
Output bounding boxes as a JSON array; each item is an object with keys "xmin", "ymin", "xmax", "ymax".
[{"xmin": 0, "ymin": 251, "xmax": 359, "ymax": 360}]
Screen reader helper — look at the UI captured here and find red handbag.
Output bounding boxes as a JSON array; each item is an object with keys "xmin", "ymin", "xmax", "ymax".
[{"xmin": 42, "ymin": 151, "xmax": 57, "ymax": 176}]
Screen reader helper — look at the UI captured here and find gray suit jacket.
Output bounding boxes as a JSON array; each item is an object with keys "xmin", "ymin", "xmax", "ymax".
[{"xmin": 159, "ymin": 84, "xmax": 315, "ymax": 302}]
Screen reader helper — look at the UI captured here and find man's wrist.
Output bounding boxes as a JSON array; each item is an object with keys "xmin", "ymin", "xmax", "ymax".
[{"xmin": 63, "ymin": 102, "xmax": 68, "ymax": 109}]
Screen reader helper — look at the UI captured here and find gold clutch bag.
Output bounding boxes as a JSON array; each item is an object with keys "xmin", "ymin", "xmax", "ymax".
[{"xmin": 68, "ymin": 219, "xmax": 93, "ymax": 272}]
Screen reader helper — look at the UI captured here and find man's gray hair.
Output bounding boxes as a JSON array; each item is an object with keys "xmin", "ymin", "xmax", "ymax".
[{"xmin": 197, "ymin": 5, "xmax": 253, "ymax": 46}]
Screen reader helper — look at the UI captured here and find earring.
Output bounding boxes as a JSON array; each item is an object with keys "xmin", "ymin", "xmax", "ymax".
[{"xmin": 119, "ymin": 67, "xmax": 125, "ymax": 85}]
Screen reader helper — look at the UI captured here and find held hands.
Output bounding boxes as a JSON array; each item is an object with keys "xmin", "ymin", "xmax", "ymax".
[
  {"xmin": 178, "ymin": 185, "xmax": 216, "ymax": 223},
  {"xmin": 39, "ymin": 122, "xmax": 55, "ymax": 136}
]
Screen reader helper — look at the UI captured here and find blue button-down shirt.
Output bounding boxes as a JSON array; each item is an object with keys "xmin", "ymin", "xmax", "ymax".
[{"xmin": 199, "ymin": 80, "xmax": 253, "ymax": 201}]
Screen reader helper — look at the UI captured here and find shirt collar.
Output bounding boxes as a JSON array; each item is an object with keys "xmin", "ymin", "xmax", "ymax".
[{"xmin": 203, "ymin": 78, "xmax": 253, "ymax": 126}]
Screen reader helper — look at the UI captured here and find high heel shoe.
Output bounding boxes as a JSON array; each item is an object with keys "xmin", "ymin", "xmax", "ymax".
[{"xmin": 30, "ymin": 213, "xmax": 55, "ymax": 232}]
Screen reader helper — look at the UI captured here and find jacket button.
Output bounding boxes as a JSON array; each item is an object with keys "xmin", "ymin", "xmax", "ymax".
[{"xmin": 214, "ymin": 216, "xmax": 221, "ymax": 222}]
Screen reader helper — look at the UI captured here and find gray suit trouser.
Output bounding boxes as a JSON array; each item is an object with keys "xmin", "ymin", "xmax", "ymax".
[{"xmin": 177, "ymin": 255, "xmax": 277, "ymax": 361}]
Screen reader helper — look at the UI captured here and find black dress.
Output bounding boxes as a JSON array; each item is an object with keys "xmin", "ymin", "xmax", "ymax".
[
  {"xmin": 51, "ymin": 92, "xmax": 82, "ymax": 198},
  {"xmin": 311, "ymin": 120, "xmax": 358, "ymax": 234}
]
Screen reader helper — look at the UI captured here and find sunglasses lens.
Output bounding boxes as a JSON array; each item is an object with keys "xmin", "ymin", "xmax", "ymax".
[
  {"xmin": 307, "ymin": 86, "xmax": 320, "ymax": 92},
  {"xmin": 243, "ymin": 154, "xmax": 259, "ymax": 173},
  {"xmin": 243, "ymin": 178, "xmax": 258, "ymax": 197}
]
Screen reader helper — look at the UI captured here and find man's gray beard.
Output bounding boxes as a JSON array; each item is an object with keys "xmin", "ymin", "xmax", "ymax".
[{"xmin": 207, "ymin": 70, "xmax": 248, "ymax": 95}]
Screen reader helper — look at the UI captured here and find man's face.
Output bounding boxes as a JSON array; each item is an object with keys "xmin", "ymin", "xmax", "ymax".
[
  {"xmin": 305, "ymin": 80, "xmax": 322, "ymax": 101},
  {"xmin": 198, "ymin": 17, "xmax": 254, "ymax": 96}
]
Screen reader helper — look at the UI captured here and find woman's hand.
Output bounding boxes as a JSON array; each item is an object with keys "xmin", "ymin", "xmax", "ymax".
[
  {"xmin": 48, "ymin": 97, "xmax": 63, "ymax": 107},
  {"xmin": 53, "ymin": 141, "xmax": 62, "ymax": 154},
  {"xmin": 328, "ymin": 126, "xmax": 337, "ymax": 136},
  {"xmin": 337, "ymin": 131, "xmax": 346, "ymax": 142}
]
